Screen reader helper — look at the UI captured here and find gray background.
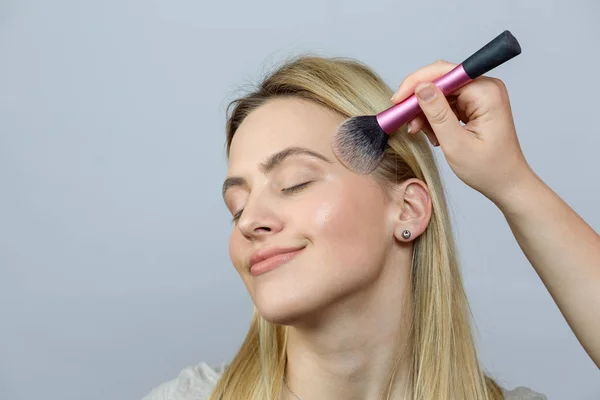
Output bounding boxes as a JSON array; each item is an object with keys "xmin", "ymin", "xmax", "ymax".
[{"xmin": 1, "ymin": 0, "xmax": 599, "ymax": 399}]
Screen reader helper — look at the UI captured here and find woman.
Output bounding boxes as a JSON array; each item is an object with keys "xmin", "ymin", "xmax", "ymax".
[{"xmin": 144, "ymin": 56, "xmax": 600, "ymax": 399}]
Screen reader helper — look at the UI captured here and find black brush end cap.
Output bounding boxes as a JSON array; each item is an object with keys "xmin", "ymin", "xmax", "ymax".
[{"xmin": 462, "ymin": 30, "xmax": 521, "ymax": 79}]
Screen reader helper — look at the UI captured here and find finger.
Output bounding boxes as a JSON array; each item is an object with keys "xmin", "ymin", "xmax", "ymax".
[
  {"xmin": 391, "ymin": 60, "xmax": 458, "ymax": 103},
  {"xmin": 450, "ymin": 76, "xmax": 507, "ymax": 121},
  {"xmin": 414, "ymin": 82, "xmax": 464, "ymax": 146},
  {"xmin": 420, "ymin": 120, "xmax": 439, "ymax": 147},
  {"xmin": 451, "ymin": 75, "xmax": 504, "ymax": 97},
  {"xmin": 450, "ymin": 103, "xmax": 465, "ymax": 124},
  {"xmin": 408, "ymin": 102, "xmax": 461, "ymax": 134},
  {"xmin": 424, "ymin": 129, "xmax": 439, "ymax": 147},
  {"xmin": 407, "ymin": 116, "xmax": 438, "ymax": 147},
  {"xmin": 407, "ymin": 115, "xmax": 427, "ymax": 135}
]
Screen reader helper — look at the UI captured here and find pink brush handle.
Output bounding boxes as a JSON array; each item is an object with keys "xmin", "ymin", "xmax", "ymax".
[{"xmin": 376, "ymin": 64, "xmax": 471, "ymax": 134}]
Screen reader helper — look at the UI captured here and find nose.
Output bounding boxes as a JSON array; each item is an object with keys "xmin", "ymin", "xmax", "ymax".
[{"xmin": 237, "ymin": 198, "xmax": 283, "ymax": 240}]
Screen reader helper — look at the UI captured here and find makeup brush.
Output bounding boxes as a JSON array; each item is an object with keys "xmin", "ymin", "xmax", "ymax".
[{"xmin": 332, "ymin": 30, "xmax": 522, "ymax": 174}]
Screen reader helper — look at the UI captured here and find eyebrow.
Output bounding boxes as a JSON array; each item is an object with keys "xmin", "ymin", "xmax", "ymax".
[{"xmin": 222, "ymin": 146, "xmax": 332, "ymax": 200}]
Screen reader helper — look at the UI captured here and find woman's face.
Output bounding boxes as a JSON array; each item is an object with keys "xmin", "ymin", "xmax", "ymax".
[{"xmin": 224, "ymin": 97, "xmax": 400, "ymax": 324}]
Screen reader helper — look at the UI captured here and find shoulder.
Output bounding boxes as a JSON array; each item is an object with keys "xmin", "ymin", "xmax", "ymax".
[
  {"xmin": 142, "ymin": 362, "xmax": 225, "ymax": 400},
  {"xmin": 502, "ymin": 385, "xmax": 547, "ymax": 400}
]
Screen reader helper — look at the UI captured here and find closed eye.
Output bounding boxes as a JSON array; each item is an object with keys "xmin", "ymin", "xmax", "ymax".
[
  {"xmin": 231, "ymin": 181, "xmax": 314, "ymax": 224},
  {"xmin": 281, "ymin": 181, "xmax": 313, "ymax": 194}
]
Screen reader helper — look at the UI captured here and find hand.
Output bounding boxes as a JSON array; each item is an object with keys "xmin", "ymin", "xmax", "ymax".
[{"xmin": 391, "ymin": 60, "xmax": 535, "ymax": 205}]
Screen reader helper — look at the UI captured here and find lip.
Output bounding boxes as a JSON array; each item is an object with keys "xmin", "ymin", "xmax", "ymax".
[{"xmin": 249, "ymin": 246, "xmax": 306, "ymax": 276}]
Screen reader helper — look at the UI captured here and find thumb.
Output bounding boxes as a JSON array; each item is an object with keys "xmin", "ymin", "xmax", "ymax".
[{"xmin": 414, "ymin": 82, "xmax": 463, "ymax": 144}]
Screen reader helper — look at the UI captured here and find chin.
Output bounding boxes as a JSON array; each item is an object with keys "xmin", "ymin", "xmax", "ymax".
[
  {"xmin": 253, "ymin": 288, "xmax": 317, "ymax": 326},
  {"xmin": 250, "ymin": 273, "xmax": 328, "ymax": 326},
  {"xmin": 257, "ymin": 307, "xmax": 307, "ymax": 326}
]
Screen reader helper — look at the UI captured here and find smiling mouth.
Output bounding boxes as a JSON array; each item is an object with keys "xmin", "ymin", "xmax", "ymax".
[{"xmin": 249, "ymin": 247, "xmax": 305, "ymax": 276}]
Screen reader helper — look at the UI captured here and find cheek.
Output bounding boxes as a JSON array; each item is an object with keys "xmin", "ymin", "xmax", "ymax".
[{"xmin": 306, "ymin": 182, "xmax": 388, "ymax": 269}]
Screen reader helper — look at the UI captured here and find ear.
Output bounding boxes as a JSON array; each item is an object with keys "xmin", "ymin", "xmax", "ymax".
[{"xmin": 388, "ymin": 178, "xmax": 432, "ymax": 242}]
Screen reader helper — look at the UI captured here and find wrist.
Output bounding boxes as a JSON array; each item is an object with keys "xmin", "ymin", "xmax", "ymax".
[{"xmin": 489, "ymin": 164, "xmax": 544, "ymax": 216}]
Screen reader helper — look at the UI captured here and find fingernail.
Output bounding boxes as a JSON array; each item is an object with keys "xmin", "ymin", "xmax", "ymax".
[
  {"xmin": 406, "ymin": 121, "xmax": 412, "ymax": 134},
  {"xmin": 416, "ymin": 83, "xmax": 435, "ymax": 102}
]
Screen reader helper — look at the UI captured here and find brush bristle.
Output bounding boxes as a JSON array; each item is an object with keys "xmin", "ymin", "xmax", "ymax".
[{"xmin": 332, "ymin": 115, "xmax": 388, "ymax": 174}]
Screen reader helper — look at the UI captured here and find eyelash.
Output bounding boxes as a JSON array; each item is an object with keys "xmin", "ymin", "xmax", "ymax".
[
  {"xmin": 281, "ymin": 181, "xmax": 312, "ymax": 194},
  {"xmin": 231, "ymin": 181, "xmax": 313, "ymax": 223}
]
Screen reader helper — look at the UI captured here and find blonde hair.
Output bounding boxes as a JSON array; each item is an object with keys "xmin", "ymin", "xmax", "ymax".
[{"xmin": 210, "ymin": 56, "xmax": 504, "ymax": 399}]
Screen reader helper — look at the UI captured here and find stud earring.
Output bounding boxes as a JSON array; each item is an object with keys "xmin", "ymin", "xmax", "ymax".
[{"xmin": 402, "ymin": 230, "xmax": 411, "ymax": 240}]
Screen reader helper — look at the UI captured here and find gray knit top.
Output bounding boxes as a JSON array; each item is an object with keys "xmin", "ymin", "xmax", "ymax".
[{"xmin": 143, "ymin": 362, "xmax": 547, "ymax": 400}]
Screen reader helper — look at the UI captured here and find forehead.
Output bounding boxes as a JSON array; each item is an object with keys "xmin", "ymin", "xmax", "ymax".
[{"xmin": 228, "ymin": 97, "xmax": 344, "ymax": 171}]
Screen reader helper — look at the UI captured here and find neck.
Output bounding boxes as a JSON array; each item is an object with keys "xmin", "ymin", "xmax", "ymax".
[{"xmin": 283, "ymin": 253, "xmax": 413, "ymax": 400}]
